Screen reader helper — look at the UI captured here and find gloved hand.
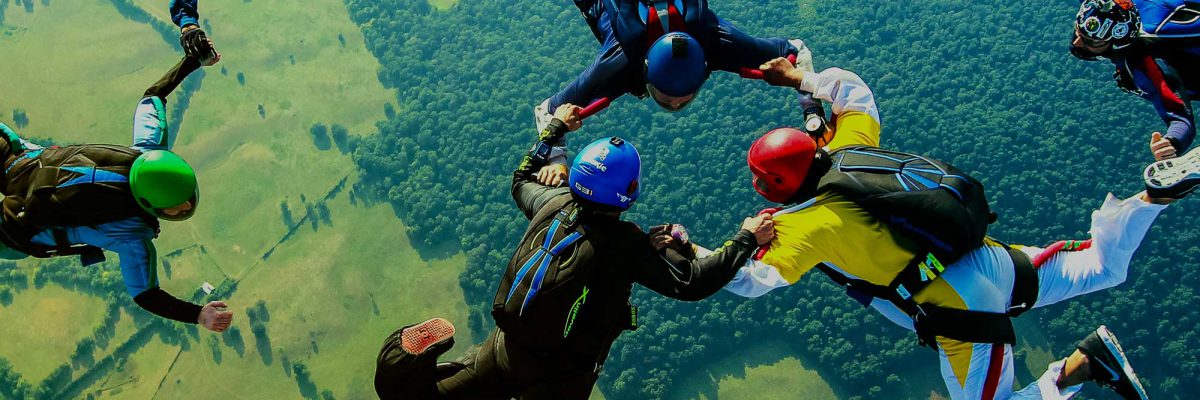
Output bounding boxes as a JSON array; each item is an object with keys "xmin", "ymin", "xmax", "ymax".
[{"xmin": 180, "ymin": 26, "xmax": 220, "ymax": 66}]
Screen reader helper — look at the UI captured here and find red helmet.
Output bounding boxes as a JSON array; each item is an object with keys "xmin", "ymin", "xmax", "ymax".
[{"xmin": 748, "ymin": 128, "xmax": 818, "ymax": 203}]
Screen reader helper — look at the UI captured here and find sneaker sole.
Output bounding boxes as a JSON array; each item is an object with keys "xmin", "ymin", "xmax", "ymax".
[
  {"xmin": 401, "ymin": 318, "xmax": 455, "ymax": 356},
  {"xmin": 1097, "ymin": 326, "xmax": 1150, "ymax": 400},
  {"xmin": 1145, "ymin": 149, "xmax": 1200, "ymax": 196}
]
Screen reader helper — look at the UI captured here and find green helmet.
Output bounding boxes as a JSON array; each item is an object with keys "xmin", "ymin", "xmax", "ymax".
[{"xmin": 129, "ymin": 150, "xmax": 199, "ymax": 221}]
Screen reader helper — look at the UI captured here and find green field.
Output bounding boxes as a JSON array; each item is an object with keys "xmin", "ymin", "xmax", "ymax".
[
  {"xmin": 0, "ymin": 284, "xmax": 106, "ymax": 383},
  {"xmin": 0, "ymin": 1, "xmax": 168, "ymax": 140},
  {"xmin": 706, "ymin": 357, "xmax": 837, "ymax": 400},
  {"xmin": 148, "ymin": 194, "xmax": 474, "ymax": 400},
  {"xmin": 668, "ymin": 341, "xmax": 837, "ymax": 400},
  {"xmin": 428, "ymin": 0, "xmax": 460, "ymax": 10},
  {"xmin": 0, "ymin": 1, "xmax": 476, "ymax": 399}
]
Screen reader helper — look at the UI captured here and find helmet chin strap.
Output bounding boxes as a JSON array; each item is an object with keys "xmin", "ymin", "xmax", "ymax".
[{"xmin": 1069, "ymin": 44, "xmax": 1104, "ymax": 61}]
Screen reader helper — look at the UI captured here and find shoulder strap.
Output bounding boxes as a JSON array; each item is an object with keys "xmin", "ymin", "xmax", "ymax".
[{"xmin": 503, "ymin": 209, "xmax": 587, "ymax": 316}]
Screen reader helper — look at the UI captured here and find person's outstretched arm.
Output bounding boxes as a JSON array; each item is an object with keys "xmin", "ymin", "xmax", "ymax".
[
  {"xmin": 759, "ymin": 59, "xmax": 882, "ymax": 150},
  {"xmin": 1125, "ymin": 56, "xmax": 1195, "ymax": 153},
  {"xmin": 632, "ymin": 215, "xmax": 772, "ymax": 301},
  {"xmin": 100, "ymin": 223, "xmax": 232, "ymax": 332},
  {"xmin": 707, "ymin": 15, "xmax": 810, "ymax": 72},
  {"xmin": 534, "ymin": 36, "xmax": 632, "ymax": 139},
  {"xmin": 143, "ymin": 57, "xmax": 202, "ymax": 100},
  {"xmin": 513, "ymin": 104, "xmax": 583, "ymax": 219}
]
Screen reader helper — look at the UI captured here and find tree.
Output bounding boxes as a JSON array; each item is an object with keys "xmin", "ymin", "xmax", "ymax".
[
  {"xmin": 12, "ymin": 109, "xmax": 28, "ymax": 128},
  {"xmin": 310, "ymin": 123, "xmax": 332, "ymax": 150},
  {"xmin": 281, "ymin": 200, "xmax": 296, "ymax": 227}
]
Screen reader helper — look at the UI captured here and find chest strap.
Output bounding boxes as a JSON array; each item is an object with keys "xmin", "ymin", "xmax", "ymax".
[
  {"xmin": 814, "ymin": 244, "xmax": 1039, "ymax": 349},
  {"xmin": 49, "ymin": 229, "xmax": 107, "ymax": 266},
  {"xmin": 504, "ymin": 213, "xmax": 585, "ymax": 316}
]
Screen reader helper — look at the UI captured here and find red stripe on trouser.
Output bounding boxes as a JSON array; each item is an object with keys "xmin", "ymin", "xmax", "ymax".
[
  {"xmin": 1141, "ymin": 56, "xmax": 1188, "ymax": 115},
  {"xmin": 980, "ymin": 345, "xmax": 1006, "ymax": 400}
]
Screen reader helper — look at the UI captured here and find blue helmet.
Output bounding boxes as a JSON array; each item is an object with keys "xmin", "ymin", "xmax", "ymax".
[
  {"xmin": 645, "ymin": 32, "xmax": 707, "ymax": 111},
  {"xmin": 569, "ymin": 137, "xmax": 641, "ymax": 210}
]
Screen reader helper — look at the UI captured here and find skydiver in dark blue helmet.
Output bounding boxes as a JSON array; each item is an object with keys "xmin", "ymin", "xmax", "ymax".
[
  {"xmin": 1071, "ymin": 0, "xmax": 1200, "ymax": 157},
  {"xmin": 531, "ymin": 0, "xmax": 828, "ymax": 185},
  {"xmin": 373, "ymin": 104, "xmax": 776, "ymax": 399}
]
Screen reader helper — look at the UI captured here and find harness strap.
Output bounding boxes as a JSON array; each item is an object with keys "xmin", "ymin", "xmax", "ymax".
[
  {"xmin": 47, "ymin": 228, "xmax": 107, "ymax": 266},
  {"xmin": 814, "ymin": 244, "xmax": 1041, "ymax": 349},
  {"xmin": 51, "ymin": 229, "xmax": 72, "ymax": 254},
  {"xmin": 644, "ymin": 0, "xmax": 687, "ymax": 46},
  {"xmin": 914, "ymin": 307, "xmax": 1016, "ymax": 347},
  {"xmin": 504, "ymin": 212, "xmax": 586, "ymax": 315},
  {"xmin": 1030, "ymin": 239, "xmax": 1092, "ymax": 268},
  {"xmin": 1007, "ymin": 245, "xmax": 1039, "ymax": 317}
]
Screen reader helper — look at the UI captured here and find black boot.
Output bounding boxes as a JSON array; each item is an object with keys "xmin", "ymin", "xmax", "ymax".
[
  {"xmin": 1076, "ymin": 325, "xmax": 1149, "ymax": 400},
  {"xmin": 375, "ymin": 318, "xmax": 457, "ymax": 400}
]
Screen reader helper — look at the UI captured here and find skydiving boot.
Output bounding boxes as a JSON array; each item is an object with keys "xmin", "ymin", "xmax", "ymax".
[
  {"xmin": 375, "ymin": 318, "xmax": 457, "ymax": 399},
  {"xmin": 401, "ymin": 317, "xmax": 456, "ymax": 356},
  {"xmin": 1076, "ymin": 325, "xmax": 1149, "ymax": 400},
  {"xmin": 1145, "ymin": 147, "xmax": 1200, "ymax": 199}
]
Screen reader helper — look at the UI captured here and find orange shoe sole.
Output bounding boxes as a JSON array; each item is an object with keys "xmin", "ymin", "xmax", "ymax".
[{"xmin": 401, "ymin": 318, "xmax": 455, "ymax": 355}]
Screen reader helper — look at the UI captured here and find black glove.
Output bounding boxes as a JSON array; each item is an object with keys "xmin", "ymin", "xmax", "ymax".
[{"xmin": 180, "ymin": 28, "xmax": 217, "ymax": 65}]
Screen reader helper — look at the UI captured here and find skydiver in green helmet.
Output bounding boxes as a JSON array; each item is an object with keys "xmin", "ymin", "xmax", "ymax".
[{"xmin": 0, "ymin": 2, "xmax": 231, "ymax": 332}]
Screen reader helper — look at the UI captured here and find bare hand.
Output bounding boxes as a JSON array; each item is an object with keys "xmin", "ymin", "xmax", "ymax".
[
  {"xmin": 759, "ymin": 57, "xmax": 806, "ymax": 88},
  {"xmin": 1150, "ymin": 132, "xmax": 1177, "ymax": 161},
  {"xmin": 554, "ymin": 104, "xmax": 583, "ymax": 132},
  {"xmin": 740, "ymin": 214, "xmax": 775, "ymax": 246},
  {"xmin": 536, "ymin": 164, "xmax": 568, "ymax": 187},
  {"xmin": 198, "ymin": 301, "xmax": 234, "ymax": 333}
]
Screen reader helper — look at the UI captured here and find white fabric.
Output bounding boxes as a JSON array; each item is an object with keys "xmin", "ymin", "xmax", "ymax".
[
  {"xmin": 1028, "ymin": 194, "xmax": 1167, "ymax": 308},
  {"xmin": 725, "ymin": 259, "xmax": 791, "ymax": 298},
  {"xmin": 788, "ymin": 38, "xmax": 815, "ymax": 73},
  {"xmin": 797, "ymin": 67, "xmax": 881, "ymax": 122},
  {"xmin": 939, "ymin": 194, "xmax": 1163, "ymax": 399}
]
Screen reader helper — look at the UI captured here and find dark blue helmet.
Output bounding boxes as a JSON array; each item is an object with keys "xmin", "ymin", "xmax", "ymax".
[
  {"xmin": 569, "ymin": 137, "xmax": 641, "ymax": 210},
  {"xmin": 645, "ymin": 32, "xmax": 707, "ymax": 112}
]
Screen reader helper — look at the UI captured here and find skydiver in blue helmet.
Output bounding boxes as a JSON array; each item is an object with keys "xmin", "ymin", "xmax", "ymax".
[
  {"xmin": 530, "ymin": 0, "xmax": 829, "ymax": 186},
  {"xmin": 1070, "ymin": 0, "xmax": 1200, "ymax": 158},
  {"xmin": 373, "ymin": 104, "xmax": 776, "ymax": 399}
]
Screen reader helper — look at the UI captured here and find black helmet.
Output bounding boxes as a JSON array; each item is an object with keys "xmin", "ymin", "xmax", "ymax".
[{"xmin": 1075, "ymin": 0, "xmax": 1141, "ymax": 51}]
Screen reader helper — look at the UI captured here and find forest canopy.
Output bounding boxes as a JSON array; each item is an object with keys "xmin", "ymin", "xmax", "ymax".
[{"xmin": 344, "ymin": 0, "xmax": 1199, "ymax": 398}]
